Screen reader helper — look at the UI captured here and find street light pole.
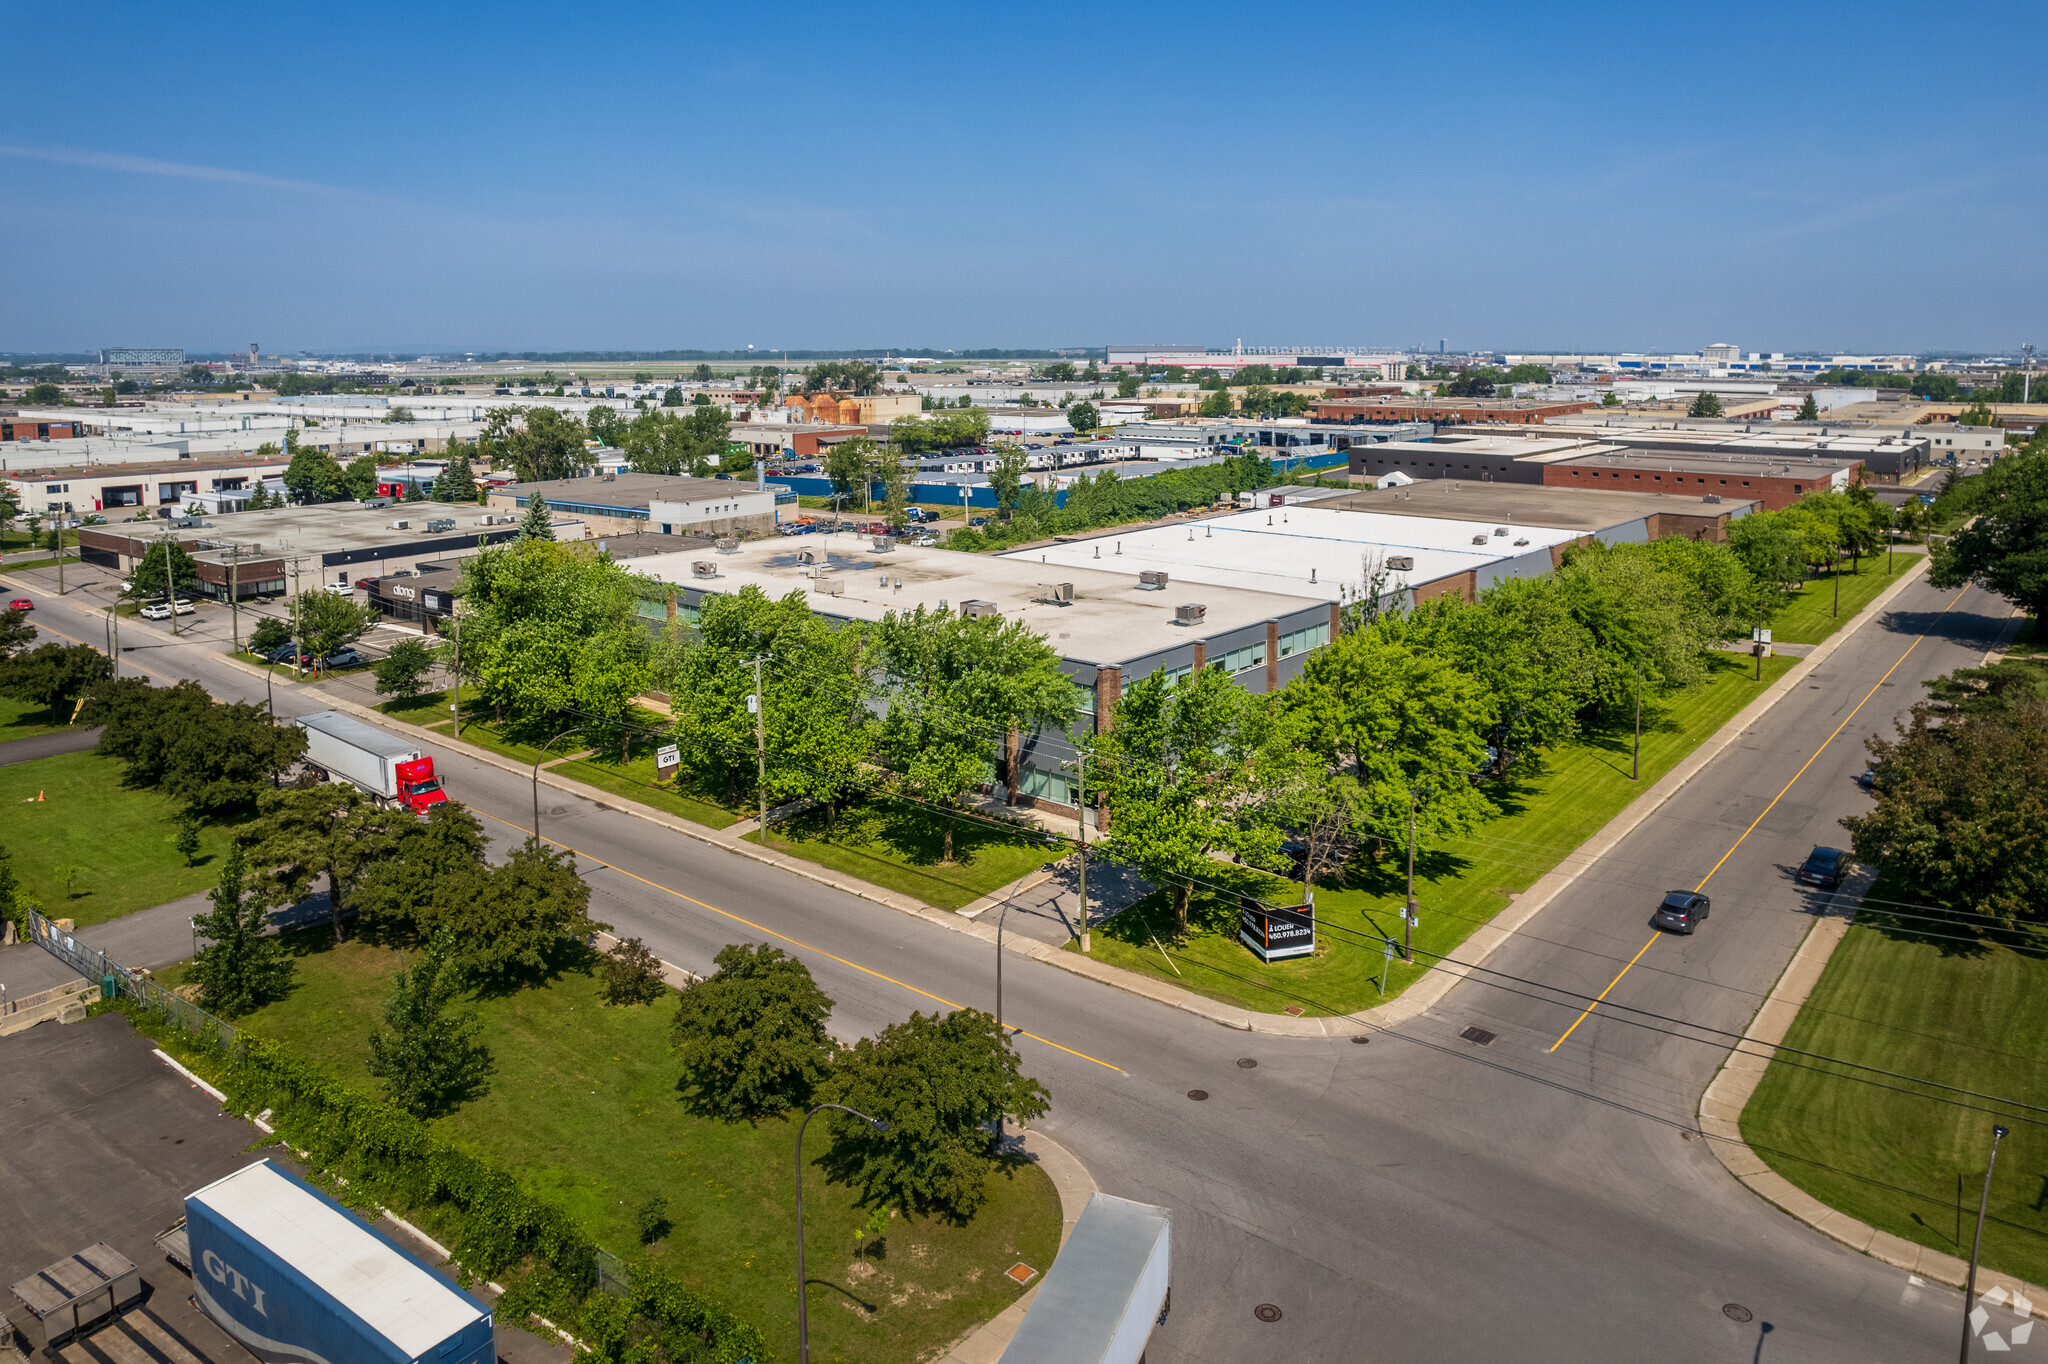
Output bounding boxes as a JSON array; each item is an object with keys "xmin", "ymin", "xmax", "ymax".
[
  {"xmin": 1960, "ymin": 1124, "xmax": 2010, "ymax": 1364},
  {"xmin": 532, "ymin": 726, "xmax": 586, "ymax": 842},
  {"xmin": 796, "ymin": 1103, "xmax": 885, "ymax": 1364},
  {"xmin": 1632, "ymin": 659, "xmax": 1642, "ymax": 781},
  {"xmin": 1404, "ymin": 789, "xmax": 1417, "ymax": 963},
  {"xmin": 751, "ymin": 655, "xmax": 768, "ymax": 840}
]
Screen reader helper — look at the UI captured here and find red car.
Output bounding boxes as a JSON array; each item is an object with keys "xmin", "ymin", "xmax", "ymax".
[{"xmin": 7, "ymin": 598, "xmax": 30, "ymax": 612}]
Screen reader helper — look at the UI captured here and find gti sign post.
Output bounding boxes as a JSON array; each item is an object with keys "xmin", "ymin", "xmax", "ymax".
[{"xmin": 1239, "ymin": 893, "xmax": 1315, "ymax": 963}]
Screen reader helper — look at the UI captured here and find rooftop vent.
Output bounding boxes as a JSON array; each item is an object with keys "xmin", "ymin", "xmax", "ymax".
[
  {"xmin": 1175, "ymin": 603, "xmax": 1207, "ymax": 625},
  {"xmin": 690, "ymin": 561, "xmax": 718, "ymax": 579},
  {"xmin": 960, "ymin": 599, "xmax": 998, "ymax": 619},
  {"xmin": 1703, "ymin": 493, "xmax": 1722, "ymax": 504},
  {"xmin": 389, "ymin": 519, "xmax": 411, "ymax": 531},
  {"xmin": 1043, "ymin": 582, "xmax": 1074, "ymax": 605},
  {"xmin": 1471, "ymin": 534, "xmax": 1487, "ymax": 545},
  {"xmin": 796, "ymin": 548, "xmax": 818, "ymax": 565},
  {"xmin": 716, "ymin": 536, "xmax": 740, "ymax": 553},
  {"xmin": 871, "ymin": 536, "xmax": 894, "ymax": 553},
  {"xmin": 1385, "ymin": 555, "xmax": 1415, "ymax": 571},
  {"xmin": 814, "ymin": 578, "xmax": 844, "ymax": 596},
  {"xmin": 1138, "ymin": 569, "xmax": 1169, "ymax": 590},
  {"xmin": 426, "ymin": 518, "xmax": 455, "ymax": 533}
]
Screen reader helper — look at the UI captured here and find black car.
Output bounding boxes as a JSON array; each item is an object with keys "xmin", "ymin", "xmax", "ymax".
[
  {"xmin": 1651, "ymin": 891, "xmax": 1710, "ymax": 935},
  {"xmin": 1798, "ymin": 846, "xmax": 1848, "ymax": 889}
]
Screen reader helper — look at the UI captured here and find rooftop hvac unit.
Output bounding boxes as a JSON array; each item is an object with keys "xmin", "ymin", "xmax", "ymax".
[
  {"xmin": 871, "ymin": 536, "xmax": 894, "ymax": 552},
  {"xmin": 1385, "ymin": 555, "xmax": 1415, "ymax": 571},
  {"xmin": 1174, "ymin": 603, "xmax": 1207, "ymax": 625},
  {"xmin": 815, "ymin": 578, "xmax": 845, "ymax": 596},
  {"xmin": 716, "ymin": 536, "xmax": 740, "ymax": 553},
  {"xmin": 426, "ymin": 518, "xmax": 455, "ymax": 532},
  {"xmin": 1049, "ymin": 582, "xmax": 1074, "ymax": 604},
  {"xmin": 797, "ymin": 548, "xmax": 818, "ymax": 565},
  {"xmin": 1138, "ymin": 570, "xmax": 1169, "ymax": 589},
  {"xmin": 1493, "ymin": 526, "xmax": 1508, "ymax": 536},
  {"xmin": 960, "ymin": 600, "xmax": 998, "ymax": 619},
  {"xmin": 1702, "ymin": 493, "xmax": 1722, "ymax": 504},
  {"xmin": 1471, "ymin": 534, "xmax": 1487, "ymax": 545},
  {"xmin": 390, "ymin": 519, "xmax": 411, "ymax": 531},
  {"xmin": 690, "ymin": 561, "xmax": 718, "ymax": 579}
]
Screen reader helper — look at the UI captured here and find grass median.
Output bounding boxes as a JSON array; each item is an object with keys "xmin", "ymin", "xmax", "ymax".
[
  {"xmin": 745, "ymin": 797, "xmax": 1057, "ymax": 910},
  {"xmin": 1741, "ymin": 900, "xmax": 2048, "ymax": 1287},
  {"xmin": 155, "ymin": 937, "xmax": 1059, "ymax": 1364},
  {"xmin": 0, "ymin": 693, "xmax": 76, "ymax": 742},
  {"xmin": 1066, "ymin": 653, "xmax": 1798, "ymax": 1016},
  {"xmin": 0, "ymin": 750, "xmax": 247, "ymax": 925}
]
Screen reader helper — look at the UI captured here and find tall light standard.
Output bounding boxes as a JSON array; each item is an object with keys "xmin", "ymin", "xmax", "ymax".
[
  {"xmin": 795, "ymin": 1103, "xmax": 885, "ymax": 1364},
  {"xmin": 1960, "ymin": 1123, "xmax": 2010, "ymax": 1364},
  {"xmin": 532, "ymin": 726, "xmax": 585, "ymax": 842}
]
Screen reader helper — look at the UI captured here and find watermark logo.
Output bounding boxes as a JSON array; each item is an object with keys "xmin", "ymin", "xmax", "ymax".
[{"xmin": 1971, "ymin": 1286, "xmax": 2035, "ymax": 1352}]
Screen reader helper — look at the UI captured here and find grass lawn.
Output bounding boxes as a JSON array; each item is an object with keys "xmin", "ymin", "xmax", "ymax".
[
  {"xmin": 0, "ymin": 693, "xmax": 76, "ymax": 742},
  {"xmin": 556, "ymin": 749, "xmax": 741, "ymax": 831},
  {"xmin": 0, "ymin": 750, "xmax": 247, "ymax": 925},
  {"xmin": 158, "ymin": 939, "xmax": 1060, "ymax": 1364},
  {"xmin": 1741, "ymin": 907, "xmax": 2048, "ymax": 1287},
  {"xmin": 1066, "ymin": 653, "xmax": 1798, "ymax": 1016},
  {"xmin": 1771, "ymin": 551, "xmax": 1923, "ymax": 646},
  {"xmin": 745, "ymin": 797, "xmax": 1056, "ymax": 910}
]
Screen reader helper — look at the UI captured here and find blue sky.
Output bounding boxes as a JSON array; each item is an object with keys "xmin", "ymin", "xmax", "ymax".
[{"xmin": 3, "ymin": 1, "xmax": 2041, "ymax": 355}]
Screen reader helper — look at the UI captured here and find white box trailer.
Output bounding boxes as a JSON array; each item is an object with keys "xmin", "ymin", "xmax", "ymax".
[
  {"xmin": 184, "ymin": 1159, "xmax": 493, "ymax": 1364},
  {"xmin": 999, "ymin": 1193, "xmax": 1170, "ymax": 1364},
  {"xmin": 293, "ymin": 710, "xmax": 449, "ymax": 815}
]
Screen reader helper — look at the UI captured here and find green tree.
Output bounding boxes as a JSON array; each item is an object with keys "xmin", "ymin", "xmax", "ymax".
[
  {"xmin": 373, "ymin": 637, "xmax": 436, "ymax": 702},
  {"xmin": 283, "ymin": 447, "xmax": 344, "ymax": 503},
  {"xmin": 439, "ymin": 839, "xmax": 604, "ymax": 987},
  {"xmin": 351, "ymin": 802, "xmax": 492, "ymax": 940},
  {"xmin": 84, "ymin": 678, "xmax": 307, "ymax": 814},
  {"xmin": 23, "ymin": 382, "xmax": 62, "ymax": 403},
  {"xmin": 520, "ymin": 493, "xmax": 556, "ymax": 541},
  {"xmin": 1795, "ymin": 393, "xmax": 1821, "ymax": 421},
  {"xmin": 585, "ymin": 405, "xmax": 627, "ymax": 448},
  {"xmin": 0, "ymin": 642, "xmax": 112, "ymax": 715},
  {"xmin": 367, "ymin": 932, "xmax": 494, "ymax": 1117},
  {"xmin": 245, "ymin": 782, "xmax": 411, "ymax": 941},
  {"xmin": 824, "ymin": 436, "xmax": 876, "ymax": 508},
  {"xmin": 0, "ymin": 607, "xmax": 34, "ymax": 660},
  {"xmin": 124, "ymin": 539, "xmax": 198, "ymax": 600},
  {"xmin": 174, "ymin": 811, "xmax": 202, "ymax": 866},
  {"xmin": 878, "ymin": 443, "xmax": 912, "ymax": 529},
  {"xmin": 433, "ymin": 448, "xmax": 479, "ymax": 501},
  {"xmin": 670, "ymin": 943, "xmax": 835, "ymax": 1120},
  {"xmin": 987, "ymin": 447, "xmax": 1028, "ymax": 521},
  {"xmin": 1087, "ymin": 666, "xmax": 1279, "ymax": 934},
  {"xmin": 598, "ymin": 935, "xmax": 666, "ymax": 1006},
  {"xmin": 1842, "ymin": 688, "xmax": 2047, "ymax": 927},
  {"xmin": 1198, "ymin": 387, "xmax": 1234, "ymax": 417},
  {"xmin": 623, "ymin": 407, "xmax": 729, "ymax": 476},
  {"xmin": 1930, "ymin": 450, "xmax": 2048, "ymax": 620},
  {"xmin": 1067, "ymin": 400, "xmax": 1099, "ymax": 434},
  {"xmin": 1600, "ymin": 391, "xmax": 1622, "ymax": 408},
  {"xmin": 1116, "ymin": 373, "xmax": 1142, "ymax": 399},
  {"xmin": 502, "ymin": 407, "xmax": 589, "ymax": 482},
  {"xmin": 186, "ymin": 843, "xmax": 294, "ymax": 1016},
  {"xmin": 821, "ymin": 1009, "xmax": 1050, "ymax": 1221},
  {"xmin": 341, "ymin": 455, "xmax": 381, "ymax": 501},
  {"xmin": 292, "ymin": 590, "xmax": 377, "ymax": 670},
  {"xmin": 1504, "ymin": 364, "xmax": 1553, "ymax": 385},
  {"xmin": 1687, "ymin": 391, "xmax": 1724, "ymax": 418},
  {"xmin": 248, "ymin": 616, "xmax": 292, "ymax": 655}
]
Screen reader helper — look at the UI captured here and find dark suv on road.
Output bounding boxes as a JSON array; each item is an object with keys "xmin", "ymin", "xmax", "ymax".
[
  {"xmin": 1798, "ymin": 846, "xmax": 1848, "ymax": 889},
  {"xmin": 1651, "ymin": 891, "xmax": 1710, "ymax": 935}
]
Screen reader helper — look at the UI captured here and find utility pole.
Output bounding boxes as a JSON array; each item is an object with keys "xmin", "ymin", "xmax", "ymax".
[
  {"xmin": 1960, "ymin": 1124, "xmax": 2010, "ymax": 1364},
  {"xmin": 1632, "ymin": 660, "xmax": 1642, "ymax": 781},
  {"xmin": 1404, "ymin": 789, "xmax": 1417, "ymax": 962},
  {"xmin": 2023, "ymin": 343, "xmax": 2035, "ymax": 404},
  {"xmin": 1064, "ymin": 752, "xmax": 1091, "ymax": 953},
  {"xmin": 228, "ymin": 547, "xmax": 240, "ymax": 655},
  {"xmin": 290, "ymin": 559, "xmax": 303, "ymax": 680},
  {"xmin": 1833, "ymin": 544, "xmax": 1841, "ymax": 619},
  {"xmin": 752, "ymin": 655, "xmax": 767, "ymax": 840},
  {"xmin": 451, "ymin": 606, "xmax": 462, "ymax": 733}
]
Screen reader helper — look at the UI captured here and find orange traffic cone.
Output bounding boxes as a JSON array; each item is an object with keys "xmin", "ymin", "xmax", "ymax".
[{"xmin": 36, "ymin": 790, "xmax": 45, "ymax": 801}]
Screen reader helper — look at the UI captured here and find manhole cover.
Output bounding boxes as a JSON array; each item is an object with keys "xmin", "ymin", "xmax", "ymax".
[
  {"xmin": 1351, "ymin": 1035, "xmax": 1371, "ymax": 1044},
  {"xmin": 1723, "ymin": 1303, "xmax": 1753, "ymax": 1323},
  {"xmin": 1254, "ymin": 1303, "xmax": 1282, "ymax": 1323},
  {"xmin": 549, "ymin": 806, "xmax": 569, "ymax": 816},
  {"xmin": 1005, "ymin": 1262, "xmax": 1037, "ymax": 1285},
  {"xmin": 1187, "ymin": 1089, "xmax": 1209, "ymax": 1101},
  {"xmin": 1459, "ymin": 1026, "xmax": 1498, "ymax": 1046},
  {"xmin": 1237, "ymin": 1058, "xmax": 1258, "ymax": 1068}
]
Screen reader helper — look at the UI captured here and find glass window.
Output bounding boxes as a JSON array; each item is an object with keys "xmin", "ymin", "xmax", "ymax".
[
  {"xmin": 1019, "ymin": 765, "xmax": 1073, "ymax": 805},
  {"xmin": 1073, "ymin": 681, "xmax": 1096, "ymax": 716}
]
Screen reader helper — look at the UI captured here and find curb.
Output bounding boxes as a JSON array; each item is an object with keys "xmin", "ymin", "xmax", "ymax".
[
  {"xmin": 934, "ymin": 1128, "xmax": 1099, "ymax": 1364},
  {"xmin": 1697, "ymin": 601, "xmax": 2043, "ymax": 1315}
]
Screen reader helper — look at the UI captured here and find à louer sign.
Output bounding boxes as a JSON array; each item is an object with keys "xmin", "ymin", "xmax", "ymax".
[{"xmin": 1239, "ymin": 894, "xmax": 1315, "ymax": 962}]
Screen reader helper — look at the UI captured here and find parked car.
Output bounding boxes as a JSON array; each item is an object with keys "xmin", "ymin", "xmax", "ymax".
[
  {"xmin": 353, "ymin": 577, "xmax": 376, "ymax": 589},
  {"xmin": 261, "ymin": 642, "xmax": 302, "ymax": 664},
  {"xmin": 969, "ymin": 516, "xmax": 990, "ymax": 527},
  {"xmin": 1651, "ymin": 891, "xmax": 1710, "ymax": 935},
  {"xmin": 317, "ymin": 648, "xmax": 363, "ymax": 669},
  {"xmin": 140, "ymin": 602, "xmax": 174, "ymax": 620},
  {"xmin": 1797, "ymin": 846, "xmax": 1848, "ymax": 889},
  {"xmin": 7, "ymin": 597, "xmax": 30, "ymax": 612},
  {"xmin": 913, "ymin": 534, "xmax": 938, "ymax": 547},
  {"xmin": 322, "ymin": 581, "xmax": 353, "ymax": 595}
]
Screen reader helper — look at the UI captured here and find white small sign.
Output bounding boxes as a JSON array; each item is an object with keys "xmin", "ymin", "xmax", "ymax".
[
  {"xmin": 656, "ymin": 744, "xmax": 681, "ymax": 770},
  {"xmin": 1383, "ymin": 938, "xmax": 1396, "ymax": 960}
]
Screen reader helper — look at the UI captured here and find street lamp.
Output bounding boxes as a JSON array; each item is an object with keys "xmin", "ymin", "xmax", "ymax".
[
  {"xmin": 796, "ymin": 1103, "xmax": 886, "ymax": 1364},
  {"xmin": 1960, "ymin": 1123, "xmax": 2010, "ymax": 1364},
  {"xmin": 531, "ymin": 726, "xmax": 585, "ymax": 841}
]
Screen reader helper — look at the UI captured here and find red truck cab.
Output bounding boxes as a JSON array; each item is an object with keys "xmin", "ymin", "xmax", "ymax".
[{"xmin": 396, "ymin": 757, "xmax": 448, "ymax": 815}]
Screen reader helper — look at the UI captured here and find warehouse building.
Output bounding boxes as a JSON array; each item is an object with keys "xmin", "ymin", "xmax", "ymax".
[
  {"xmin": 489, "ymin": 474, "xmax": 779, "ymax": 538},
  {"xmin": 4, "ymin": 454, "xmax": 296, "ymax": 519}
]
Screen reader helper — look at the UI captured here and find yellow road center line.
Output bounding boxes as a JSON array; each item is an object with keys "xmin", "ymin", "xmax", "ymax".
[
  {"xmin": 476, "ymin": 810, "xmax": 1128, "ymax": 1074},
  {"xmin": 29, "ymin": 618, "xmax": 177, "ymax": 684},
  {"xmin": 1546, "ymin": 586, "xmax": 1970, "ymax": 1053}
]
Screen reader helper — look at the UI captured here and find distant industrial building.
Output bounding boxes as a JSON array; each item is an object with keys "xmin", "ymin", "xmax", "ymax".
[
  {"xmin": 98, "ymin": 348, "xmax": 185, "ymax": 367},
  {"xmin": 2, "ymin": 453, "xmax": 296, "ymax": 519},
  {"xmin": 1314, "ymin": 396, "xmax": 1596, "ymax": 425},
  {"xmin": 490, "ymin": 474, "xmax": 779, "ymax": 538}
]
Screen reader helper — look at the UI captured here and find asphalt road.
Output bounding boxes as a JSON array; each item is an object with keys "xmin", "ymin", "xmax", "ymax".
[{"xmin": 2, "ymin": 561, "xmax": 2018, "ymax": 1361}]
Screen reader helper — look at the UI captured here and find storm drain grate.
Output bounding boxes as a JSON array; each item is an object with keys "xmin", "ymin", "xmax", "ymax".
[
  {"xmin": 1237, "ymin": 1058, "xmax": 1258, "ymax": 1069},
  {"xmin": 1459, "ymin": 1026, "xmax": 1498, "ymax": 1046},
  {"xmin": 1254, "ymin": 1304, "xmax": 1283, "ymax": 1323},
  {"xmin": 1187, "ymin": 1090, "xmax": 1209, "ymax": 1101},
  {"xmin": 1723, "ymin": 1303, "xmax": 1753, "ymax": 1323}
]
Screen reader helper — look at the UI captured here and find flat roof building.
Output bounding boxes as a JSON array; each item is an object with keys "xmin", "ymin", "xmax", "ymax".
[
  {"xmin": 489, "ymin": 474, "xmax": 779, "ymax": 539},
  {"xmin": 1315, "ymin": 397, "xmax": 1595, "ymax": 425}
]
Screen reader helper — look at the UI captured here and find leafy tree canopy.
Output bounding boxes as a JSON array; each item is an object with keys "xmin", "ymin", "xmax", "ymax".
[{"xmin": 671, "ymin": 943, "xmax": 836, "ymax": 1120}]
